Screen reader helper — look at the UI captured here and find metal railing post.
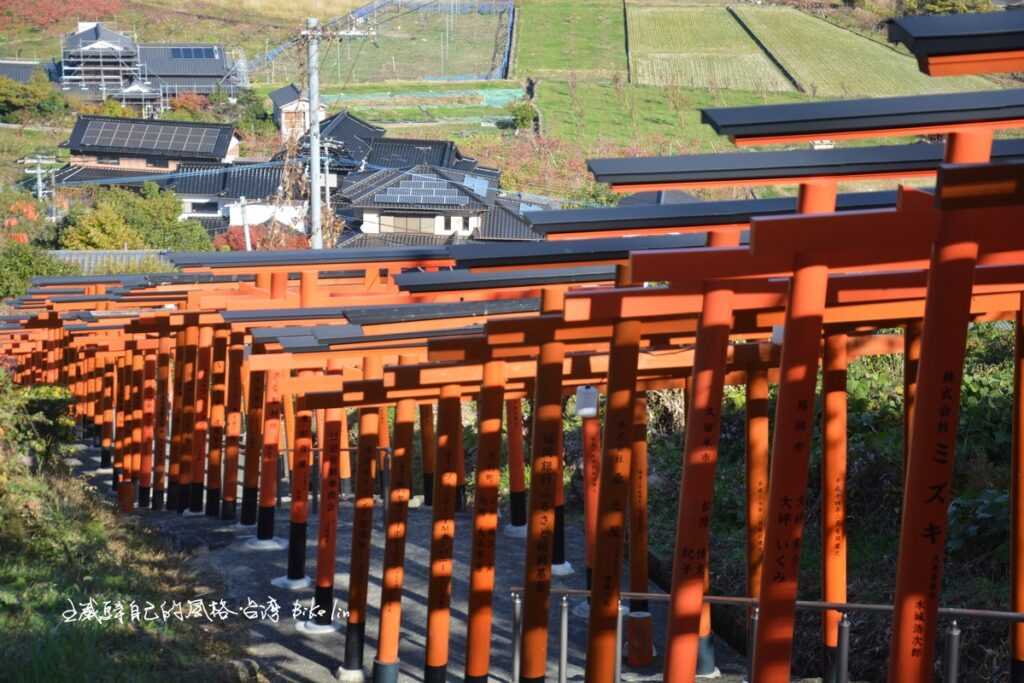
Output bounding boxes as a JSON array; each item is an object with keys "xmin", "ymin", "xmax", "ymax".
[
  {"xmin": 559, "ymin": 594, "xmax": 569, "ymax": 683},
  {"xmin": 837, "ymin": 613, "xmax": 850, "ymax": 683},
  {"xmin": 944, "ymin": 620, "xmax": 961, "ymax": 683},
  {"xmin": 613, "ymin": 600, "xmax": 624, "ymax": 682},
  {"xmin": 512, "ymin": 591, "xmax": 522, "ymax": 683},
  {"xmin": 747, "ymin": 606, "xmax": 759, "ymax": 683}
]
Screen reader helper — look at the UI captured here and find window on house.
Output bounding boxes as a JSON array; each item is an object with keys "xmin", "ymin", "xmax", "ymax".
[
  {"xmin": 379, "ymin": 215, "xmax": 436, "ymax": 234},
  {"xmin": 189, "ymin": 201, "xmax": 219, "ymax": 214},
  {"xmin": 145, "ymin": 158, "xmax": 169, "ymax": 168},
  {"xmin": 96, "ymin": 155, "xmax": 119, "ymax": 166}
]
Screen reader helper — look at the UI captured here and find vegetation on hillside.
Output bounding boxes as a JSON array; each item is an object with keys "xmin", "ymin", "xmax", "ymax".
[
  {"xmin": 513, "ymin": 0, "xmax": 628, "ymax": 80},
  {"xmin": 0, "ymin": 372, "xmax": 244, "ymax": 681}
]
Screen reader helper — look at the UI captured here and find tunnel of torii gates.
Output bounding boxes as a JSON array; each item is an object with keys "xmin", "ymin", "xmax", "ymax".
[{"xmin": 7, "ymin": 20, "xmax": 1024, "ymax": 682}]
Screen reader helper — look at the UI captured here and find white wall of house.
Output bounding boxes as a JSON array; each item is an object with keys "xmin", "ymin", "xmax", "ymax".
[
  {"xmin": 360, "ymin": 211, "xmax": 480, "ymax": 237},
  {"xmin": 277, "ymin": 100, "xmax": 327, "ymax": 142},
  {"xmin": 177, "ymin": 195, "xmax": 305, "ymax": 231}
]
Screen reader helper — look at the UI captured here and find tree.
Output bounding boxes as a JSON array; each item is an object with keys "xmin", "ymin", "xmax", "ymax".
[
  {"xmin": 60, "ymin": 203, "xmax": 145, "ymax": 250},
  {"xmin": 74, "ymin": 183, "xmax": 213, "ymax": 251},
  {"xmin": 0, "ymin": 242, "xmax": 78, "ymax": 299},
  {"xmin": 902, "ymin": 0, "xmax": 993, "ymax": 13},
  {"xmin": 0, "ymin": 71, "xmax": 65, "ymax": 123}
]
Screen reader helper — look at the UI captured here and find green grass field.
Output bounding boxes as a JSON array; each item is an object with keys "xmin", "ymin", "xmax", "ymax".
[
  {"xmin": 513, "ymin": 0, "xmax": 628, "ymax": 80},
  {"xmin": 534, "ymin": 79, "xmax": 808, "ymax": 150},
  {"xmin": 732, "ymin": 5, "xmax": 993, "ymax": 97},
  {"xmin": 626, "ymin": 5, "xmax": 793, "ymax": 92}
]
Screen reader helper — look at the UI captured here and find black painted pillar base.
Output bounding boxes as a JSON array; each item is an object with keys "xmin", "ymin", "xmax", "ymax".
[
  {"xmin": 510, "ymin": 490, "xmax": 527, "ymax": 526},
  {"xmin": 220, "ymin": 499, "xmax": 236, "ymax": 521},
  {"xmin": 697, "ymin": 633, "xmax": 716, "ymax": 676},
  {"xmin": 423, "ymin": 473, "xmax": 434, "ymax": 506},
  {"xmin": 553, "ymin": 504, "xmax": 566, "ymax": 566},
  {"xmin": 177, "ymin": 485, "xmax": 189, "ymax": 514},
  {"xmin": 344, "ymin": 621, "xmax": 365, "ymax": 672},
  {"xmin": 455, "ymin": 484, "xmax": 466, "ymax": 512},
  {"xmin": 256, "ymin": 505, "xmax": 275, "ymax": 540},
  {"xmin": 372, "ymin": 660, "xmax": 399, "ymax": 683},
  {"xmin": 464, "ymin": 676, "xmax": 487, "ymax": 683},
  {"xmin": 314, "ymin": 585, "xmax": 334, "ymax": 626},
  {"xmin": 586, "ymin": 567, "xmax": 592, "ymax": 591},
  {"xmin": 240, "ymin": 486, "xmax": 258, "ymax": 525},
  {"xmin": 824, "ymin": 645, "xmax": 838, "ymax": 683},
  {"xmin": 287, "ymin": 522, "xmax": 308, "ymax": 580},
  {"xmin": 205, "ymin": 488, "xmax": 220, "ymax": 517},
  {"xmin": 166, "ymin": 482, "xmax": 179, "ymax": 511},
  {"xmin": 151, "ymin": 488, "xmax": 165, "ymax": 511},
  {"xmin": 1012, "ymin": 658, "xmax": 1024, "ymax": 683},
  {"xmin": 111, "ymin": 467, "xmax": 121, "ymax": 492},
  {"xmin": 100, "ymin": 448, "xmax": 111, "ymax": 468},
  {"xmin": 188, "ymin": 482, "xmax": 204, "ymax": 513},
  {"xmin": 138, "ymin": 486, "xmax": 151, "ymax": 508},
  {"xmin": 424, "ymin": 664, "xmax": 446, "ymax": 683}
]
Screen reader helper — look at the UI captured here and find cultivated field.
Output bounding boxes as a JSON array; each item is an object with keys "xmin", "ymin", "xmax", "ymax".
[
  {"xmin": 626, "ymin": 5, "xmax": 794, "ymax": 92},
  {"xmin": 732, "ymin": 5, "xmax": 992, "ymax": 97},
  {"xmin": 513, "ymin": 0, "xmax": 628, "ymax": 80}
]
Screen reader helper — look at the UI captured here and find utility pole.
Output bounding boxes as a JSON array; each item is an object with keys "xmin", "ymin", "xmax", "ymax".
[
  {"xmin": 19, "ymin": 154, "xmax": 56, "ymax": 200},
  {"xmin": 306, "ymin": 16, "xmax": 323, "ymax": 250}
]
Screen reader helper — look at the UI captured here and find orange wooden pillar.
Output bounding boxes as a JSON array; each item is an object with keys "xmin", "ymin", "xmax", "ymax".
[
  {"xmin": 520, "ymin": 290, "xmax": 570, "ymax": 683},
  {"xmin": 424, "ymin": 383, "xmax": 462, "ymax": 682},
  {"xmin": 464, "ymin": 360, "xmax": 507, "ymax": 682},
  {"xmin": 167, "ymin": 330, "xmax": 186, "ymax": 511},
  {"xmin": 822, "ymin": 332, "xmax": 848, "ymax": 683},
  {"xmin": 256, "ymin": 370, "xmax": 283, "ymax": 541},
  {"xmin": 205, "ymin": 328, "xmax": 228, "ymax": 517},
  {"xmin": 585, "ymin": 314, "xmax": 642, "ymax": 681},
  {"xmin": 117, "ymin": 354, "xmax": 135, "ymax": 512},
  {"xmin": 188, "ymin": 326, "xmax": 213, "ymax": 514},
  {"xmin": 1013, "ymin": 299, "xmax": 1024, "ymax": 682},
  {"xmin": 152, "ymin": 336, "xmax": 172, "ymax": 511},
  {"xmin": 311, "ymin": 360, "xmax": 346, "ymax": 629},
  {"xmin": 176, "ymin": 323, "xmax": 199, "ymax": 514},
  {"xmin": 342, "ymin": 355, "xmax": 383, "ymax": 677},
  {"xmin": 100, "ymin": 359, "xmax": 115, "ymax": 471},
  {"xmin": 888, "ymin": 128, "xmax": 992, "ymax": 683},
  {"xmin": 627, "ymin": 392, "xmax": 654, "ymax": 667},
  {"xmin": 581, "ymin": 410, "xmax": 602, "ymax": 588},
  {"xmin": 278, "ymin": 370, "xmax": 314, "ymax": 588},
  {"xmin": 373, "ymin": 358, "xmax": 419, "ymax": 683},
  {"xmin": 420, "ymin": 403, "xmax": 436, "ymax": 505},
  {"xmin": 241, "ymin": 368, "xmax": 267, "ymax": 526},
  {"xmin": 130, "ymin": 350, "xmax": 144, "ymax": 503},
  {"xmin": 138, "ymin": 349, "xmax": 157, "ymax": 508},
  {"xmin": 904, "ymin": 319, "xmax": 922, "ymax": 471},
  {"xmin": 221, "ymin": 332, "xmax": 245, "ymax": 520},
  {"xmin": 745, "ymin": 368, "xmax": 770, "ymax": 611},
  {"xmin": 664, "ymin": 284, "xmax": 734, "ymax": 681},
  {"xmin": 504, "ymin": 397, "xmax": 528, "ymax": 537},
  {"xmin": 753, "ymin": 180, "xmax": 836, "ymax": 681}
]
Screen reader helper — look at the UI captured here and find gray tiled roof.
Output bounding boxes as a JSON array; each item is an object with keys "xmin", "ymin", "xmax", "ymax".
[
  {"xmin": 47, "ymin": 250, "xmax": 174, "ymax": 274},
  {"xmin": 270, "ymin": 84, "xmax": 302, "ymax": 108},
  {"xmin": 63, "ymin": 23, "xmax": 137, "ymax": 52},
  {"xmin": 138, "ymin": 44, "xmax": 231, "ymax": 78},
  {"xmin": 0, "ymin": 60, "xmax": 42, "ymax": 84}
]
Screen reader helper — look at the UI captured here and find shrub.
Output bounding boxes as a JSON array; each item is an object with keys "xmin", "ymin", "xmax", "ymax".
[
  {"xmin": 0, "ymin": 241, "xmax": 79, "ymax": 299},
  {"xmin": 212, "ymin": 222, "xmax": 309, "ymax": 251},
  {"xmin": 0, "ymin": 71, "xmax": 66, "ymax": 123},
  {"xmin": 60, "ymin": 202, "xmax": 145, "ymax": 250}
]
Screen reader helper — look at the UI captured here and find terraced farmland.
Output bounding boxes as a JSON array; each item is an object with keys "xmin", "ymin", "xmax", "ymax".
[
  {"xmin": 732, "ymin": 5, "xmax": 992, "ymax": 97},
  {"xmin": 626, "ymin": 5, "xmax": 794, "ymax": 92},
  {"xmin": 513, "ymin": 0, "xmax": 628, "ymax": 80}
]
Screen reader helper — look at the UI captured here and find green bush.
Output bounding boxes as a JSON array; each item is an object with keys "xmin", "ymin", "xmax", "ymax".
[
  {"xmin": 59, "ymin": 182, "xmax": 212, "ymax": 252},
  {"xmin": 0, "ymin": 374, "xmax": 74, "ymax": 473},
  {"xmin": 0, "ymin": 241, "xmax": 79, "ymax": 300},
  {"xmin": 0, "ymin": 71, "xmax": 65, "ymax": 123}
]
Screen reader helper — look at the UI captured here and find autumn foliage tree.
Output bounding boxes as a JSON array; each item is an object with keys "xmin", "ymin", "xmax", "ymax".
[{"xmin": 213, "ymin": 223, "xmax": 309, "ymax": 251}]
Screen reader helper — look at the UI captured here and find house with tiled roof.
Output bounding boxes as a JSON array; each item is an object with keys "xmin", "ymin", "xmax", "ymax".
[
  {"xmin": 269, "ymin": 84, "xmax": 327, "ymax": 142},
  {"xmin": 335, "ymin": 163, "xmax": 558, "ymax": 247}
]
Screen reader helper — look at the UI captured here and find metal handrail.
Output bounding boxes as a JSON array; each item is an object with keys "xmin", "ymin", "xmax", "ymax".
[{"xmin": 509, "ymin": 587, "xmax": 1023, "ymax": 683}]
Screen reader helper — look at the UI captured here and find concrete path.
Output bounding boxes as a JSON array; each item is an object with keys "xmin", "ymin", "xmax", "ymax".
[{"xmin": 74, "ymin": 444, "xmax": 750, "ymax": 682}]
